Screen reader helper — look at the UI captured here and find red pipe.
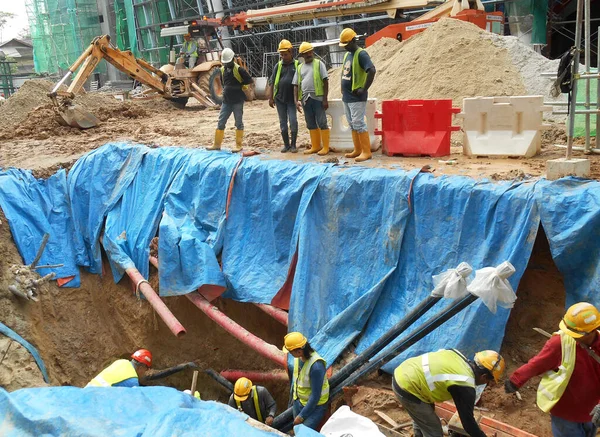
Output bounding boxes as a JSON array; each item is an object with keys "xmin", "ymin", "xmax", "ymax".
[
  {"xmin": 220, "ymin": 369, "xmax": 289, "ymax": 383},
  {"xmin": 186, "ymin": 291, "xmax": 286, "ymax": 368},
  {"xmin": 125, "ymin": 266, "xmax": 186, "ymax": 338},
  {"xmin": 254, "ymin": 303, "xmax": 289, "ymax": 326}
]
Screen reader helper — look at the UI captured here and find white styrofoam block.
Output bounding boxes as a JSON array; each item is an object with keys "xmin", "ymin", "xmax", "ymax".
[{"xmin": 546, "ymin": 158, "xmax": 591, "ymax": 180}]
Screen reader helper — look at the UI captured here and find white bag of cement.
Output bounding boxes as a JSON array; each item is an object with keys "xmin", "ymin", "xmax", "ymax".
[
  {"xmin": 320, "ymin": 406, "xmax": 385, "ymax": 437},
  {"xmin": 431, "ymin": 262, "xmax": 473, "ymax": 299},
  {"xmin": 467, "ymin": 261, "xmax": 516, "ymax": 314}
]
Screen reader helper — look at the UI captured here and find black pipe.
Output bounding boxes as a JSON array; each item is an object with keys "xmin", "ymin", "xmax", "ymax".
[
  {"xmin": 205, "ymin": 368, "xmax": 234, "ymax": 392},
  {"xmin": 144, "ymin": 362, "xmax": 200, "ymax": 381},
  {"xmin": 329, "ymin": 295, "xmax": 441, "ymax": 388}
]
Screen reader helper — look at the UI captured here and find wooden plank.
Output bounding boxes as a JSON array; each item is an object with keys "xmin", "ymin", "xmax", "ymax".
[{"xmin": 374, "ymin": 409, "xmax": 399, "ymax": 428}]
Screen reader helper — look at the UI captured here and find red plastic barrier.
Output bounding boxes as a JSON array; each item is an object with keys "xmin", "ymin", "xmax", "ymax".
[{"xmin": 374, "ymin": 99, "xmax": 460, "ymax": 157}]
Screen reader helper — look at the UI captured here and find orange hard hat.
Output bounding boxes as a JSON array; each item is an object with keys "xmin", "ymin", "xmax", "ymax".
[
  {"xmin": 131, "ymin": 349, "xmax": 152, "ymax": 367},
  {"xmin": 560, "ymin": 302, "xmax": 600, "ymax": 338}
]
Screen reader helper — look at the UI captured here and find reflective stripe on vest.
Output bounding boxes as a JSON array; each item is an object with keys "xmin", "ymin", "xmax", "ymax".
[
  {"xmin": 292, "ymin": 352, "xmax": 330, "ymax": 406},
  {"xmin": 182, "ymin": 40, "xmax": 198, "ymax": 57},
  {"xmin": 85, "ymin": 359, "xmax": 138, "ymax": 387},
  {"xmin": 394, "ymin": 349, "xmax": 475, "ymax": 404},
  {"xmin": 536, "ymin": 331, "xmax": 577, "ymax": 413},
  {"xmin": 297, "ymin": 59, "xmax": 324, "ymax": 101},
  {"xmin": 221, "ymin": 63, "xmax": 243, "ymax": 84},
  {"xmin": 274, "ymin": 60, "xmax": 299, "ymax": 98},
  {"xmin": 235, "ymin": 386, "xmax": 264, "ymax": 422},
  {"xmin": 342, "ymin": 47, "xmax": 368, "ymax": 91}
]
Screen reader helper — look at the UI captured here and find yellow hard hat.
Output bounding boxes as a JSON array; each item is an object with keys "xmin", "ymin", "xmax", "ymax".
[
  {"xmin": 233, "ymin": 377, "xmax": 253, "ymax": 402},
  {"xmin": 282, "ymin": 332, "xmax": 307, "ymax": 352},
  {"xmin": 298, "ymin": 42, "xmax": 313, "ymax": 55},
  {"xmin": 339, "ymin": 28, "xmax": 357, "ymax": 47},
  {"xmin": 474, "ymin": 350, "xmax": 505, "ymax": 383},
  {"xmin": 559, "ymin": 302, "xmax": 600, "ymax": 338},
  {"xmin": 278, "ymin": 39, "xmax": 293, "ymax": 52}
]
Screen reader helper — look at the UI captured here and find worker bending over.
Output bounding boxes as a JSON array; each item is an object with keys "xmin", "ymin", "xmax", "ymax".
[
  {"xmin": 283, "ymin": 332, "xmax": 329, "ymax": 430},
  {"xmin": 505, "ymin": 302, "xmax": 600, "ymax": 437},
  {"xmin": 339, "ymin": 28, "xmax": 376, "ymax": 162},
  {"xmin": 228, "ymin": 377, "xmax": 277, "ymax": 425},
  {"xmin": 292, "ymin": 43, "xmax": 330, "ymax": 156},
  {"xmin": 209, "ymin": 48, "xmax": 253, "ymax": 152},
  {"xmin": 179, "ymin": 33, "xmax": 199, "ymax": 69},
  {"xmin": 394, "ymin": 349, "xmax": 505, "ymax": 437},
  {"xmin": 268, "ymin": 40, "xmax": 299, "ymax": 153},
  {"xmin": 86, "ymin": 349, "xmax": 152, "ymax": 387}
]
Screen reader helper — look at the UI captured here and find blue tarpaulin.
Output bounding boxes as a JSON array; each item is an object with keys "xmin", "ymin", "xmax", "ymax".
[
  {"xmin": 0, "ymin": 386, "xmax": 301, "ymax": 436},
  {"xmin": 2, "ymin": 143, "xmax": 600, "ymax": 380}
]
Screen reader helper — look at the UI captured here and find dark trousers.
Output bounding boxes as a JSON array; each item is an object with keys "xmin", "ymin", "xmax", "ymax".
[
  {"xmin": 276, "ymin": 100, "xmax": 298, "ymax": 134},
  {"xmin": 302, "ymin": 97, "xmax": 328, "ymax": 130}
]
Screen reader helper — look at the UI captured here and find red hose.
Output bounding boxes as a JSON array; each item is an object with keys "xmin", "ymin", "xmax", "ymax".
[
  {"xmin": 125, "ymin": 267, "xmax": 186, "ymax": 338},
  {"xmin": 254, "ymin": 303, "xmax": 288, "ymax": 326},
  {"xmin": 186, "ymin": 291, "xmax": 286, "ymax": 368},
  {"xmin": 220, "ymin": 369, "xmax": 289, "ymax": 383}
]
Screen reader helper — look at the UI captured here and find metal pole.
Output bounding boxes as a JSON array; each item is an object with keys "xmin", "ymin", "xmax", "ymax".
[
  {"xmin": 597, "ymin": 26, "xmax": 599, "ymax": 149},
  {"xmin": 585, "ymin": 0, "xmax": 591, "ymax": 152},
  {"xmin": 567, "ymin": 0, "xmax": 584, "ymax": 160}
]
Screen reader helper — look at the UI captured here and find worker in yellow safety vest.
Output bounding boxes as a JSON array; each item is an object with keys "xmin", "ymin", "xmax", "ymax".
[
  {"xmin": 228, "ymin": 377, "xmax": 277, "ymax": 425},
  {"xmin": 292, "ymin": 42, "xmax": 330, "ymax": 156},
  {"xmin": 179, "ymin": 33, "xmax": 199, "ymax": 69},
  {"xmin": 283, "ymin": 332, "xmax": 330, "ymax": 430},
  {"xmin": 393, "ymin": 349, "xmax": 505, "ymax": 437},
  {"xmin": 505, "ymin": 302, "xmax": 600, "ymax": 437},
  {"xmin": 339, "ymin": 28, "xmax": 376, "ymax": 162},
  {"xmin": 86, "ymin": 349, "xmax": 152, "ymax": 388}
]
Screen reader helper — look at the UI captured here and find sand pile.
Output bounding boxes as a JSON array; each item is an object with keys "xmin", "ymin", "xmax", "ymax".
[{"xmin": 328, "ymin": 18, "xmax": 527, "ymax": 103}]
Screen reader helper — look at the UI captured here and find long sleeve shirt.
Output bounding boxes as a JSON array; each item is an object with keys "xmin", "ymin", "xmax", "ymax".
[
  {"xmin": 228, "ymin": 386, "xmax": 277, "ymax": 422},
  {"xmin": 297, "ymin": 359, "xmax": 326, "ymax": 420},
  {"xmin": 447, "ymin": 385, "xmax": 486, "ymax": 437},
  {"xmin": 510, "ymin": 333, "xmax": 600, "ymax": 423},
  {"xmin": 222, "ymin": 65, "xmax": 253, "ymax": 105}
]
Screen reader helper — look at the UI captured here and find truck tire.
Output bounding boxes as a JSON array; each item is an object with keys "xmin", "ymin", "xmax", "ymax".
[{"xmin": 206, "ymin": 67, "xmax": 224, "ymax": 105}]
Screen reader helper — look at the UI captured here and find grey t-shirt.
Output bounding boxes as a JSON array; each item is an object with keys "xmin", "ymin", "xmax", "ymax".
[{"xmin": 292, "ymin": 59, "xmax": 328, "ymax": 103}]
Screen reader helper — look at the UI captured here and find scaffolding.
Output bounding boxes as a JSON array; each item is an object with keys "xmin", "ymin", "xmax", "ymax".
[{"xmin": 26, "ymin": 0, "xmax": 104, "ymax": 75}]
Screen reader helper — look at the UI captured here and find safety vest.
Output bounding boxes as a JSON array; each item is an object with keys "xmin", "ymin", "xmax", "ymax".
[
  {"xmin": 536, "ymin": 331, "xmax": 577, "ymax": 413},
  {"xmin": 221, "ymin": 63, "xmax": 243, "ymax": 84},
  {"xmin": 342, "ymin": 47, "xmax": 368, "ymax": 91},
  {"xmin": 181, "ymin": 40, "xmax": 198, "ymax": 57},
  {"xmin": 292, "ymin": 352, "xmax": 330, "ymax": 406},
  {"xmin": 235, "ymin": 386, "xmax": 263, "ymax": 423},
  {"xmin": 394, "ymin": 349, "xmax": 475, "ymax": 404},
  {"xmin": 273, "ymin": 60, "xmax": 299, "ymax": 98},
  {"xmin": 297, "ymin": 59, "xmax": 324, "ymax": 100},
  {"xmin": 85, "ymin": 359, "xmax": 138, "ymax": 387}
]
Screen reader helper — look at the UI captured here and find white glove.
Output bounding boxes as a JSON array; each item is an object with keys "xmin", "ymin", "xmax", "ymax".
[{"xmin": 590, "ymin": 404, "xmax": 600, "ymax": 426}]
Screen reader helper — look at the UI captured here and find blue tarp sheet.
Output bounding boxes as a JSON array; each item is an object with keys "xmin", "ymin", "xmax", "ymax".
[
  {"xmin": 0, "ymin": 386, "xmax": 307, "ymax": 436},
  {"xmin": 3, "ymin": 143, "xmax": 600, "ymax": 377}
]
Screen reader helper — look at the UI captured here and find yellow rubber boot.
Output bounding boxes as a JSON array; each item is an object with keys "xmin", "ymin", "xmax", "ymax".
[
  {"xmin": 232, "ymin": 129, "xmax": 244, "ymax": 152},
  {"xmin": 345, "ymin": 130, "xmax": 361, "ymax": 158},
  {"xmin": 317, "ymin": 129, "xmax": 330, "ymax": 156},
  {"xmin": 304, "ymin": 129, "xmax": 322, "ymax": 154},
  {"xmin": 208, "ymin": 129, "xmax": 224, "ymax": 150},
  {"xmin": 355, "ymin": 131, "xmax": 372, "ymax": 162}
]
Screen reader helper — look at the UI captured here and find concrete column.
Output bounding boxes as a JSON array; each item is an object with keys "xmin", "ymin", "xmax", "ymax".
[
  {"xmin": 209, "ymin": 0, "xmax": 232, "ymax": 49},
  {"xmin": 96, "ymin": 0, "xmax": 119, "ymax": 81},
  {"xmin": 325, "ymin": 19, "xmax": 344, "ymax": 68}
]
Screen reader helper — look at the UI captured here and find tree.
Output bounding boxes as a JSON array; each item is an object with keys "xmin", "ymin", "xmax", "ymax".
[
  {"xmin": 18, "ymin": 27, "xmax": 31, "ymax": 41},
  {"xmin": 0, "ymin": 11, "xmax": 16, "ymax": 43}
]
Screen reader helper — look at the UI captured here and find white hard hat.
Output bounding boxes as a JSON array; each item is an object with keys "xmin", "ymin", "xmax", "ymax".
[
  {"xmin": 221, "ymin": 48, "xmax": 235, "ymax": 63},
  {"xmin": 183, "ymin": 389, "xmax": 192, "ymax": 395}
]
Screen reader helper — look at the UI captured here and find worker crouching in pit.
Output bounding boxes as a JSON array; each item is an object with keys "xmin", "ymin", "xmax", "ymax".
[
  {"xmin": 283, "ymin": 332, "xmax": 330, "ymax": 430},
  {"xmin": 228, "ymin": 377, "xmax": 277, "ymax": 426},
  {"xmin": 86, "ymin": 349, "xmax": 152, "ymax": 387},
  {"xmin": 393, "ymin": 349, "xmax": 505, "ymax": 437}
]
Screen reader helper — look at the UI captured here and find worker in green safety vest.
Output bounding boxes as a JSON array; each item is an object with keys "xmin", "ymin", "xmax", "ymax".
[
  {"xmin": 267, "ymin": 39, "xmax": 299, "ymax": 153},
  {"xmin": 179, "ymin": 33, "xmax": 199, "ymax": 69},
  {"xmin": 393, "ymin": 349, "xmax": 505, "ymax": 437},
  {"xmin": 283, "ymin": 332, "xmax": 330, "ymax": 430},
  {"xmin": 339, "ymin": 28, "xmax": 376, "ymax": 163},
  {"xmin": 228, "ymin": 377, "xmax": 277, "ymax": 426},
  {"xmin": 86, "ymin": 349, "xmax": 152, "ymax": 388},
  {"xmin": 292, "ymin": 42, "xmax": 330, "ymax": 156}
]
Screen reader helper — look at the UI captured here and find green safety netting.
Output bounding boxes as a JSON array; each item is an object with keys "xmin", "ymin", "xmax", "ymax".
[
  {"xmin": 506, "ymin": 0, "xmax": 548, "ymax": 45},
  {"xmin": 573, "ymin": 68, "xmax": 598, "ymax": 138}
]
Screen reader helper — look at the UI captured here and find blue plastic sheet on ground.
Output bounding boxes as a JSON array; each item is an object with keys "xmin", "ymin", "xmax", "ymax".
[
  {"xmin": 0, "ymin": 168, "xmax": 80, "ymax": 286},
  {"xmin": 0, "ymin": 322, "xmax": 49, "ymax": 383},
  {"xmin": 0, "ymin": 386, "xmax": 287, "ymax": 436}
]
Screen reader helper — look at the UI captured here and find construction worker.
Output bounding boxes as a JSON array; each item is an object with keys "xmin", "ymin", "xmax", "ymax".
[
  {"xmin": 339, "ymin": 28, "xmax": 376, "ymax": 162},
  {"xmin": 505, "ymin": 302, "xmax": 600, "ymax": 437},
  {"xmin": 393, "ymin": 349, "xmax": 505, "ymax": 437},
  {"xmin": 267, "ymin": 39, "xmax": 299, "ymax": 153},
  {"xmin": 209, "ymin": 48, "xmax": 253, "ymax": 152},
  {"xmin": 179, "ymin": 33, "xmax": 199, "ymax": 69},
  {"xmin": 292, "ymin": 42, "xmax": 330, "ymax": 156},
  {"xmin": 86, "ymin": 349, "xmax": 152, "ymax": 387},
  {"xmin": 283, "ymin": 332, "xmax": 330, "ymax": 430},
  {"xmin": 228, "ymin": 377, "xmax": 277, "ymax": 426}
]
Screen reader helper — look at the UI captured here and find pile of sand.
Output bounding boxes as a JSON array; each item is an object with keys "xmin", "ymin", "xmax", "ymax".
[{"xmin": 328, "ymin": 18, "xmax": 527, "ymax": 103}]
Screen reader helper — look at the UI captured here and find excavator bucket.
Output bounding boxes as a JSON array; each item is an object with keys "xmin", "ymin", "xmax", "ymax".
[{"xmin": 56, "ymin": 104, "xmax": 100, "ymax": 129}]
